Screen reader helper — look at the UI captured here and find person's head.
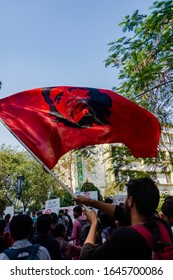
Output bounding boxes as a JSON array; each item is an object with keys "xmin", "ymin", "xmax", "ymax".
[
  {"xmin": 50, "ymin": 212, "xmax": 58, "ymax": 224},
  {"xmin": 99, "ymin": 212, "xmax": 116, "ymax": 229},
  {"xmin": 73, "ymin": 206, "xmax": 82, "ymax": 219},
  {"xmin": 32, "ymin": 211, "xmax": 36, "ymax": 217},
  {"xmin": 64, "ymin": 209, "xmax": 69, "ymax": 216},
  {"xmin": 59, "ymin": 209, "xmax": 64, "ymax": 216},
  {"xmin": 5, "ymin": 214, "xmax": 11, "ymax": 223},
  {"xmin": 36, "ymin": 214, "xmax": 52, "ymax": 236},
  {"xmin": 10, "ymin": 214, "xmax": 33, "ymax": 241},
  {"xmin": 54, "ymin": 223, "xmax": 66, "ymax": 238},
  {"xmin": 161, "ymin": 198, "xmax": 173, "ymax": 226},
  {"xmin": 124, "ymin": 178, "xmax": 160, "ymax": 220},
  {"xmin": 37, "ymin": 210, "xmax": 43, "ymax": 218}
]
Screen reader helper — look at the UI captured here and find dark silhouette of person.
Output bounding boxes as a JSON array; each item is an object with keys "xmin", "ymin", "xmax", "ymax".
[{"xmin": 33, "ymin": 214, "xmax": 61, "ymax": 260}]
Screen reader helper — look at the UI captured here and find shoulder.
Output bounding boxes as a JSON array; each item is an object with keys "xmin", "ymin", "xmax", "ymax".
[
  {"xmin": 109, "ymin": 226, "xmax": 148, "ymax": 244},
  {"xmin": 0, "ymin": 252, "xmax": 9, "ymax": 260},
  {"xmin": 37, "ymin": 246, "xmax": 51, "ymax": 260},
  {"xmin": 74, "ymin": 219, "xmax": 82, "ymax": 227}
]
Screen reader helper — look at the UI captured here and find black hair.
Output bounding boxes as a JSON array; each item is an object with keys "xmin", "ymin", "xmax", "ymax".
[
  {"xmin": 10, "ymin": 214, "xmax": 33, "ymax": 241},
  {"xmin": 126, "ymin": 178, "xmax": 160, "ymax": 217},
  {"xmin": 36, "ymin": 214, "xmax": 52, "ymax": 235},
  {"xmin": 161, "ymin": 199, "xmax": 173, "ymax": 218},
  {"xmin": 54, "ymin": 223, "xmax": 66, "ymax": 238},
  {"xmin": 5, "ymin": 214, "xmax": 11, "ymax": 221},
  {"xmin": 50, "ymin": 212, "xmax": 58, "ymax": 223},
  {"xmin": 99, "ymin": 212, "xmax": 116, "ymax": 228},
  {"xmin": 73, "ymin": 206, "xmax": 82, "ymax": 216}
]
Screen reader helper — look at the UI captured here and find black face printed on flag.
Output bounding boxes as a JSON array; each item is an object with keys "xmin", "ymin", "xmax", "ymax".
[{"xmin": 42, "ymin": 87, "xmax": 112, "ymax": 128}]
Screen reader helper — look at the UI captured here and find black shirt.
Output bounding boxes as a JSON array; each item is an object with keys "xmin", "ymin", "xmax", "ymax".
[
  {"xmin": 80, "ymin": 226, "xmax": 152, "ymax": 260},
  {"xmin": 80, "ymin": 206, "xmax": 173, "ymax": 260},
  {"xmin": 33, "ymin": 236, "xmax": 61, "ymax": 260}
]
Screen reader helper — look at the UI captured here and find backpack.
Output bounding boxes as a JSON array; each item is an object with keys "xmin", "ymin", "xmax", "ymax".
[
  {"xmin": 3, "ymin": 244, "xmax": 40, "ymax": 260},
  {"xmin": 132, "ymin": 222, "xmax": 173, "ymax": 260},
  {"xmin": 78, "ymin": 219, "xmax": 91, "ymax": 245}
]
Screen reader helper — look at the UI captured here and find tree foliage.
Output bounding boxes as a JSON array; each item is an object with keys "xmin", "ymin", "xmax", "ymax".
[
  {"xmin": 0, "ymin": 145, "xmax": 61, "ymax": 211},
  {"xmin": 104, "ymin": 1, "xmax": 173, "ymax": 185},
  {"xmin": 105, "ymin": 1, "xmax": 173, "ymax": 124}
]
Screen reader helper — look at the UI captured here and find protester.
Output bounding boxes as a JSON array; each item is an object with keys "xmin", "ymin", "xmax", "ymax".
[
  {"xmin": 75, "ymin": 178, "xmax": 173, "ymax": 259},
  {"xmin": 0, "ymin": 219, "xmax": 11, "ymax": 253},
  {"xmin": 33, "ymin": 214, "xmax": 61, "ymax": 260},
  {"xmin": 99, "ymin": 212, "xmax": 117, "ymax": 243},
  {"xmin": 0, "ymin": 214, "xmax": 50, "ymax": 260},
  {"xmin": 161, "ymin": 197, "xmax": 173, "ymax": 233},
  {"xmin": 57, "ymin": 209, "xmax": 68, "ymax": 229},
  {"xmin": 49, "ymin": 212, "xmax": 58, "ymax": 237},
  {"xmin": 64, "ymin": 209, "xmax": 73, "ymax": 237},
  {"xmin": 3, "ymin": 214, "xmax": 14, "ymax": 247},
  {"xmin": 31, "ymin": 211, "xmax": 37, "ymax": 223},
  {"xmin": 97, "ymin": 197, "xmax": 113, "ymax": 221},
  {"xmin": 69, "ymin": 206, "xmax": 86, "ymax": 246},
  {"xmin": 54, "ymin": 223, "xmax": 81, "ymax": 259},
  {"xmin": 37, "ymin": 210, "xmax": 43, "ymax": 218}
]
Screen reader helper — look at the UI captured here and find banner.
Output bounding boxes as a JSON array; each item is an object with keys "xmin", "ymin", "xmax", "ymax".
[
  {"xmin": 45, "ymin": 198, "xmax": 60, "ymax": 214},
  {"xmin": 17, "ymin": 176, "xmax": 24, "ymax": 199}
]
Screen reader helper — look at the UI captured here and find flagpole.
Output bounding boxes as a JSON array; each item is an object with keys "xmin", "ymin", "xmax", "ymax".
[{"xmin": 0, "ymin": 118, "xmax": 91, "ymax": 211}]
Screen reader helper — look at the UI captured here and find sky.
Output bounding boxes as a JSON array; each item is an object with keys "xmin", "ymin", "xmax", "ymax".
[{"xmin": 0, "ymin": 0, "xmax": 155, "ymax": 149}]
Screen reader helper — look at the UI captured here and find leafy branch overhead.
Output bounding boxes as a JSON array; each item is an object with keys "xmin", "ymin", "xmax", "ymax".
[{"xmin": 105, "ymin": 0, "xmax": 173, "ymax": 125}]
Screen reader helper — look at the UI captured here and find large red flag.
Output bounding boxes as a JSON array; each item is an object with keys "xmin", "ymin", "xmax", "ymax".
[{"xmin": 0, "ymin": 86, "xmax": 161, "ymax": 169}]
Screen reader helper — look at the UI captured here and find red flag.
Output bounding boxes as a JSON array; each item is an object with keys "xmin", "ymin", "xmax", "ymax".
[{"xmin": 0, "ymin": 86, "xmax": 161, "ymax": 169}]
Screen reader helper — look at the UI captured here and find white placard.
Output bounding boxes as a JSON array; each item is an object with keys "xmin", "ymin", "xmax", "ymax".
[
  {"xmin": 110, "ymin": 195, "xmax": 126, "ymax": 205},
  {"xmin": 45, "ymin": 198, "xmax": 60, "ymax": 214},
  {"xmin": 75, "ymin": 190, "xmax": 98, "ymax": 200}
]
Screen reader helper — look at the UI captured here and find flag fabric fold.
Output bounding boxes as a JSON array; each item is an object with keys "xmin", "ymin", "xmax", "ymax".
[{"xmin": 0, "ymin": 86, "xmax": 161, "ymax": 169}]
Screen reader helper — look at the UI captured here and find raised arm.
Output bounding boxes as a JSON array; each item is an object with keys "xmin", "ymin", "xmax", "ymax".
[{"xmin": 74, "ymin": 195, "xmax": 116, "ymax": 217}]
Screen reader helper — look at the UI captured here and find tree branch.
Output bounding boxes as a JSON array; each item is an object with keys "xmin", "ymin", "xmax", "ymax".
[{"xmin": 133, "ymin": 79, "xmax": 173, "ymax": 100}]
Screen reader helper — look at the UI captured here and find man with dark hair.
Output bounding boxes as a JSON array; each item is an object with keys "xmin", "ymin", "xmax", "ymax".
[
  {"xmin": 64, "ymin": 209, "xmax": 73, "ymax": 237},
  {"xmin": 70, "ymin": 206, "xmax": 86, "ymax": 247},
  {"xmin": 75, "ymin": 178, "xmax": 172, "ymax": 260},
  {"xmin": 33, "ymin": 214, "xmax": 61, "ymax": 260},
  {"xmin": 57, "ymin": 209, "xmax": 68, "ymax": 229},
  {"xmin": 161, "ymin": 197, "xmax": 173, "ymax": 234},
  {"xmin": 0, "ymin": 214, "xmax": 50, "ymax": 260}
]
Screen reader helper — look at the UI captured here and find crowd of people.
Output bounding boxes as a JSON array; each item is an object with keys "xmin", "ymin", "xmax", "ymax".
[{"xmin": 0, "ymin": 177, "xmax": 173, "ymax": 260}]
